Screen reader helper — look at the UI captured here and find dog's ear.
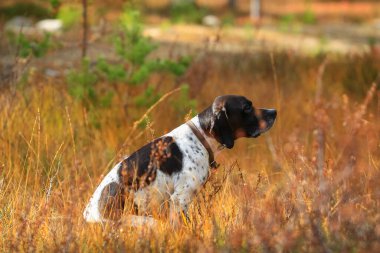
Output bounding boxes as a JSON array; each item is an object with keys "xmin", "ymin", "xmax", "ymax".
[{"xmin": 211, "ymin": 97, "xmax": 235, "ymax": 149}]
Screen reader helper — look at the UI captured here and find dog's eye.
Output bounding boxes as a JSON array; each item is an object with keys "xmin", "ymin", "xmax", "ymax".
[{"xmin": 244, "ymin": 105, "xmax": 253, "ymax": 113}]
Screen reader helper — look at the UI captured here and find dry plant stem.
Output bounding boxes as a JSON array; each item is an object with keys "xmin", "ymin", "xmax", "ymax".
[
  {"xmin": 66, "ymin": 107, "xmax": 77, "ymax": 164},
  {"xmin": 314, "ymin": 58, "xmax": 328, "ymax": 179},
  {"xmin": 334, "ymin": 81, "xmax": 378, "ymax": 169},
  {"xmin": 102, "ymin": 87, "xmax": 182, "ymax": 173},
  {"xmin": 265, "ymin": 135, "xmax": 281, "ymax": 170},
  {"xmin": 270, "ymin": 52, "xmax": 281, "ymax": 113},
  {"xmin": 82, "ymin": 0, "xmax": 88, "ymax": 58},
  {"xmin": 267, "ymin": 52, "xmax": 281, "ymax": 170},
  {"xmin": 311, "ymin": 58, "xmax": 331, "ymax": 253},
  {"xmin": 9, "ymin": 25, "xmax": 31, "ymax": 94},
  {"xmin": 310, "ymin": 211, "xmax": 332, "ymax": 253}
]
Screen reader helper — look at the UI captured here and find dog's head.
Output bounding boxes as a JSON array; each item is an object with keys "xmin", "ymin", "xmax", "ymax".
[{"xmin": 204, "ymin": 95, "xmax": 276, "ymax": 149}]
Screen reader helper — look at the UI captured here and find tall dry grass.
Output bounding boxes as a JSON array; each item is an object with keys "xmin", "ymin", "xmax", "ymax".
[{"xmin": 0, "ymin": 51, "xmax": 379, "ymax": 252}]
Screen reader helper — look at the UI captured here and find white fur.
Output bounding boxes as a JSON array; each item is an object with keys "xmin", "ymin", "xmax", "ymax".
[
  {"xmin": 83, "ymin": 164, "xmax": 121, "ymax": 222},
  {"xmin": 83, "ymin": 116, "xmax": 219, "ymax": 224}
]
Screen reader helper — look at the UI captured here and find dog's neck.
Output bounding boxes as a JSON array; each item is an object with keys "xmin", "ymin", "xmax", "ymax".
[{"xmin": 190, "ymin": 112, "xmax": 224, "ymax": 156}]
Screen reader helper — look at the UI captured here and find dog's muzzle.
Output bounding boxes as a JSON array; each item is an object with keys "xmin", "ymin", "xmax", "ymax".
[{"xmin": 251, "ymin": 108, "xmax": 277, "ymax": 137}]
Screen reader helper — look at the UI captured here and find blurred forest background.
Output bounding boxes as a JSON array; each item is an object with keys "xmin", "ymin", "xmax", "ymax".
[{"xmin": 0, "ymin": 0, "xmax": 379, "ymax": 252}]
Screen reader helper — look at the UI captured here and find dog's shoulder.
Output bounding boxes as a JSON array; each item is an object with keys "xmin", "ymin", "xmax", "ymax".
[{"xmin": 118, "ymin": 136, "xmax": 183, "ymax": 190}]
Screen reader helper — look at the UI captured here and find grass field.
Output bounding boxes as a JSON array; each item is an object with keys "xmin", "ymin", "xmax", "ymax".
[{"xmin": 0, "ymin": 48, "xmax": 379, "ymax": 252}]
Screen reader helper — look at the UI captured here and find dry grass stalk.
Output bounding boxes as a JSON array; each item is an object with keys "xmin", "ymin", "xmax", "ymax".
[{"xmin": 0, "ymin": 50, "xmax": 379, "ymax": 251}]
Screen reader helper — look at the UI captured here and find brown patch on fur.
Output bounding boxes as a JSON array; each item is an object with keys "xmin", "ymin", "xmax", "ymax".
[
  {"xmin": 259, "ymin": 119, "xmax": 267, "ymax": 130},
  {"xmin": 234, "ymin": 128, "xmax": 247, "ymax": 138}
]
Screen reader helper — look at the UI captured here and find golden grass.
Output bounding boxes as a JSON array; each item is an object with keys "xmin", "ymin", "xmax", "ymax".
[{"xmin": 0, "ymin": 54, "xmax": 379, "ymax": 252}]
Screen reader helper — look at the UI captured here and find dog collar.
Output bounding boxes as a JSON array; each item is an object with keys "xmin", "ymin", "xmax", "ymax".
[{"xmin": 186, "ymin": 121, "xmax": 220, "ymax": 170}]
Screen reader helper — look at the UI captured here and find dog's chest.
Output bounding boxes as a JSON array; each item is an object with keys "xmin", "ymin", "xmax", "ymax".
[{"xmin": 168, "ymin": 124, "xmax": 210, "ymax": 180}]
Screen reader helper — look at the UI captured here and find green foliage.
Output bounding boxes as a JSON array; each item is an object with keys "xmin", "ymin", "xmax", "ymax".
[
  {"xmin": 279, "ymin": 9, "xmax": 316, "ymax": 31},
  {"xmin": 315, "ymin": 36, "xmax": 329, "ymax": 56},
  {"xmin": 171, "ymin": 84, "xmax": 197, "ymax": 116},
  {"xmin": 0, "ymin": 2, "xmax": 52, "ymax": 19},
  {"xmin": 120, "ymin": 8, "xmax": 142, "ymax": 32},
  {"xmin": 367, "ymin": 36, "xmax": 377, "ymax": 48},
  {"xmin": 114, "ymin": 35, "xmax": 157, "ymax": 66},
  {"xmin": 11, "ymin": 33, "xmax": 51, "ymax": 58},
  {"xmin": 221, "ymin": 12, "xmax": 235, "ymax": 27},
  {"xmin": 164, "ymin": 57, "xmax": 192, "ymax": 76},
  {"xmin": 67, "ymin": 59, "xmax": 97, "ymax": 105},
  {"xmin": 115, "ymin": 9, "xmax": 157, "ymax": 65},
  {"xmin": 66, "ymin": 7, "xmax": 192, "ymax": 117},
  {"xmin": 96, "ymin": 7, "xmax": 192, "ymax": 108},
  {"xmin": 129, "ymin": 63, "xmax": 152, "ymax": 85},
  {"xmin": 49, "ymin": 0, "xmax": 61, "ymax": 10},
  {"xmin": 130, "ymin": 57, "xmax": 191, "ymax": 85},
  {"xmin": 96, "ymin": 58, "xmax": 127, "ymax": 83},
  {"xmin": 57, "ymin": 5, "xmax": 81, "ymax": 29},
  {"xmin": 137, "ymin": 115, "xmax": 151, "ymax": 129},
  {"xmin": 279, "ymin": 14, "xmax": 296, "ymax": 32},
  {"xmin": 134, "ymin": 85, "xmax": 161, "ymax": 108},
  {"xmin": 99, "ymin": 90, "xmax": 115, "ymax": 108},
  {"xmin": 301, "ymin": 9, "xmax": 317, "ymax": 25},
  {"xmin": 170, "ymin": 2, "xmax": 207, "ymax": 24}
]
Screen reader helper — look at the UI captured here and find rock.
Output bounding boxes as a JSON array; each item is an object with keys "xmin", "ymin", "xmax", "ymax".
[
  {"xmin": 36, "ymin": 19, "xmax": 63, "ymax": 33},
  {"xmin": 202, "ymin": 15, "xmax": 221, "ymax": 27},
  {"xmin": 44, "ymin": 68, "xmax": 60, "ymax": 78},
  {"xmin": 4, "ymin": 16, "xmax": 34, "ymax": 34}
]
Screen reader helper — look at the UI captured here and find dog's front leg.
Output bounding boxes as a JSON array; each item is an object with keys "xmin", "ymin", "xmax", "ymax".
[
  {"xmin": 169, "ymin": 184, "xmax": 197, "ymax": 227},
  {"xmin": 169, "ymin": 198, "xmax": 189, "ymax": 228}
]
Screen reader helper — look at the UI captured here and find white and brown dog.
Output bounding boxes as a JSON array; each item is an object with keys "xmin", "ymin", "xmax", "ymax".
[{"xmin": 83, "ymin": 95, "xmax": 277, "ymax": 225}]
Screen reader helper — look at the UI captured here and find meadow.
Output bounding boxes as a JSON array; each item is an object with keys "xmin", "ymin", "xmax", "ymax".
[{"xmin": 0, "ymin": 14, "xmax": 379, "ymax": 252}]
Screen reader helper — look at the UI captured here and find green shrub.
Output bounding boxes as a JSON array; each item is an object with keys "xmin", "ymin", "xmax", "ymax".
[
  {"xmin": 170, "ymin": 2, "xmax": 207, "ymax": 24},
  {"xmin": 130, "ymin": 57, "xmax": 191, "ymax": 85},
  {"xmin": 67, "ymin": 59, "xmax": 97, "ymax": 105},
  {"xmin": 49, "ymin": 0, "xmax": 61, "ymax": 10},
  {"xmin": 96, "ymin": 58, "xmax": 127, "ymax": 83},
  {"xmin": 301, "ymin": 9, "xmax": 316, "ymax": 25},
  {"xmin": 134, "ymin": 85, "xmax": 161, "ymax": 108},
  {"xmin": 279, "ymin": 14, "xmax": 296, "ymax": 32},
  {"xmin": 9, "ymin": 33, "xmax": 51, "ymax": 58},
  {"xmin": 171, "ymin": 84, "xmax": 197, "ymax": 116},
  {"xmin": 0, "ymin": 2, "xmax": 52, "ymax": 19},
  {"xmin": 67, "ymin": 7, "xmax": 193, "ymax": 117},
  {"xmin": 57, "ymin": 5, "xmax": 81, "ymax": 29},
  {"xmin": 102, "ymin": 7, "xmax": 192, "ymax": 107}
]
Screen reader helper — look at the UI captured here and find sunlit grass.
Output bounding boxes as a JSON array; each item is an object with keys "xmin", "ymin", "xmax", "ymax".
[{"xmin": 0, "ymin": 53, "xmax": 379, "ymax": 252}]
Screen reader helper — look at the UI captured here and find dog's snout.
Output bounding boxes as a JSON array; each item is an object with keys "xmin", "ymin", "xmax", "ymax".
[{"xmin": 262, "ymin": 109, "xmax": 277, "ymax": 120}]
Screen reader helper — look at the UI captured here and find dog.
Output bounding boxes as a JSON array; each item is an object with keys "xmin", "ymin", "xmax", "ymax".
[{"xmin": 83, "ymin": 95, "xmax": 277, "ymax": 225}]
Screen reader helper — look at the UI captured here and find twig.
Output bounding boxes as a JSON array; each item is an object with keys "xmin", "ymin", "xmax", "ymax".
[
  {"xmin": 45, "ymin": 160, "xmax": 61, "ymax": 204},
  {"xmin": 103, "ymin": 87, "xmax": 183, "ymax": 174},
  {"xmin": 310, "ymin": 59, "xmax": 332, "ymax": 253},
  {"xmin": 265, "ymin": 135, "xmax": 281, "ymax": 170},
  {"xmin": 267, "ymin": 52, "xmax": 282, "ymax": 170},
  {"xmin": 82, "ymin": 0, "xmax": 88, "ymax": 58},
  {"xmin": 314, "ymin": 58, "xmax": 328, "ymax": 177},
  {"xmin": 334, "ymin": 81, "xmax": 378, "ymax": 167},
  {"xmin": 270, "ymin": 52, "xmax": 281, "ymax": 115},
  {"xmin": 309, "ymin": 211, "xmax": 332, "ymax": 253}
]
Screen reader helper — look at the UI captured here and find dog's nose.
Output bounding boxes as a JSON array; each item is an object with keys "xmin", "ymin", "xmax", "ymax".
[{"xmin": 262, "ymin": 109, "xmax": 277, "ymax": 120}]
